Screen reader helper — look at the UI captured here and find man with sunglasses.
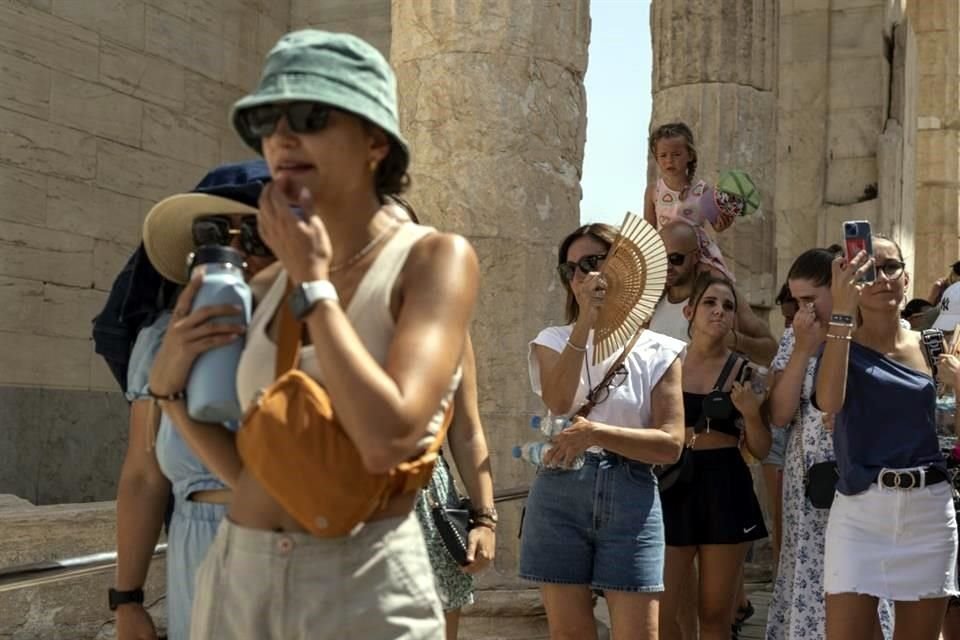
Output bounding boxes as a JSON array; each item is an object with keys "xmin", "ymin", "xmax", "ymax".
[{"xmin": 649, "ymin": 221, "xmax": 777, "ymax": 365}]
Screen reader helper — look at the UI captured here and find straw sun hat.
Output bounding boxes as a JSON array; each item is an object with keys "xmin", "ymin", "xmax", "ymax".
[{"xmin": 142, "ymin": 193, "xmax": 259, "ymax": 285}]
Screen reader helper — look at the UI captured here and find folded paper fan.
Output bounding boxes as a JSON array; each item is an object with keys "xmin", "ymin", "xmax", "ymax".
[{"xmin": 593, "ymin": 212, "xmax": 668, "ymax": 365}]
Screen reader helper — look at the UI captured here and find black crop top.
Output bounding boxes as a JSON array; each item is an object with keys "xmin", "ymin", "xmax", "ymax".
[{"xmin": 682, "ymin": 391, "xmax": 742, "ymax": 437}]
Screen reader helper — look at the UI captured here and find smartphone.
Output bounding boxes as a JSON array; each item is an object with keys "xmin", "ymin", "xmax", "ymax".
[{"xmin": 843, "ymin": 220, "xmax": 876, "ymax": 283}]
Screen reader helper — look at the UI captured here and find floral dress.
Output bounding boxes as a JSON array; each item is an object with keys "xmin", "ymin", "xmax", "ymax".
[
  {"xmin": 765, "ymin": 329, "xmax": 892, "ymax": 640},
  {"xmin": 654, "ymin": 177, "xmax": 735, "ymax": 281},
  {"xmin": 414, "ymin": 455, "xmax": 475, "ymax": 610}
]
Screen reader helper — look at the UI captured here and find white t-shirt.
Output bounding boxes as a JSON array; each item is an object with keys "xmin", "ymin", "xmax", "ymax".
[
  {"xmin": 648, "ymin": 297, "xmax": 690, "ymax": 344},
  {"xmin": 528, "ymin": 326, "xmax": 685, "ymax": 431}
]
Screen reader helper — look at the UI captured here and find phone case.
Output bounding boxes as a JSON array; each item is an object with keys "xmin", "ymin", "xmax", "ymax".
[{"xmin": 843, "ymin": 220, "xmax": 876, "ymax": 282}]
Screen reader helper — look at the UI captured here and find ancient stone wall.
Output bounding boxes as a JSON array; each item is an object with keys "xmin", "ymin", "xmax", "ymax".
[
  {"xmin": 650, "ymin": 0, "xmax": 779, "ymax": 309},
  {"xmin": 290, "ymin": 0, "xmax": 391, "ymax": 57},
  {"xmin": 390, "ymin": 1, "xmax": 591, "ymax": 630},
  {"xmin": 0, "ymin": 0, "xmax": 283, "ymax": 504},
  {"xmin": 910, "ymin": 0, "xmax": 960, "ymax": 296}
]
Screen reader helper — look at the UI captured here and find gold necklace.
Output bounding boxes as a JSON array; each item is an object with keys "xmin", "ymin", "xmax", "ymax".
[{"xmin": 328, "ymin": 218, "xmax": 400, "ymax": 273}]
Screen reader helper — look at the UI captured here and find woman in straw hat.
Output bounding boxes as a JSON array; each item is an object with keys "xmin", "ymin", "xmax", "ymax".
[
  {"xmin": 521, "ymin": 222, "xmax": 686, "ymax": 640},
  {"xmin": 146, "ymin": 30, "xmax": 477, "ymax": 639},
  {"xmin": 114, "ymin": 160, "xmax": 274, "ymax": 640}
]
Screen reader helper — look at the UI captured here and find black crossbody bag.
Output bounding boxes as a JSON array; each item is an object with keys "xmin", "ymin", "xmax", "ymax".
[
  {"xmin": 804, "ymin": 329, "xmax": 945, "ymax": 509},
  {"xmin": 656, "ymin": 353, "xmax": 744, "ymax": 493},
  {"xmin": 427, "ymin": 472, "xmax": 473, "ymax": 566}
]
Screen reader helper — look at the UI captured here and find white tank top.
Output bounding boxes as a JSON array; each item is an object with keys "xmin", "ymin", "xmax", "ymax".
[
  {"xmin": 648, "ymin": 296, "xmax": 691, "ymax": 344},
  {"xmin": 236, "ymin": 222, "xmax": 459, "ymax": 449}
]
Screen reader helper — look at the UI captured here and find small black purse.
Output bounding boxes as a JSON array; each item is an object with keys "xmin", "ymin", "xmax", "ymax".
[
  {"xmin": 804, "ymin": 461, "xmax": 839, "ymax": 509},
  {"xmin": 656, "ymin": 447, "xmax": 694, "ymax": 492},
  {"xmin": 428, "ymin": 486, "xmax": 472, "ymax": 566}
]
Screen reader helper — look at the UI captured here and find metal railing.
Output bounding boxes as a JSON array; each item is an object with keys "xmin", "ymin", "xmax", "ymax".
[
  {"xmin": 0, "ymin": 486, "xmax": 529, "ymax": 593},
  {"xmin": 0, "ymin": 544, "xmax": 167, "ymax": 593}
]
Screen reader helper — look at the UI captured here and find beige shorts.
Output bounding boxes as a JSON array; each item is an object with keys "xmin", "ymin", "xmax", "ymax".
[{"xmin": 191, "ymin": 512, "xmax": 444, "ymax": 639}]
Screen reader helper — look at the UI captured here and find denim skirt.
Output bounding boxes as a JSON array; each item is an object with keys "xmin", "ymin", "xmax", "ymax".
[{"xmin": 519, "ymin": 451, "xmax": 665, "ymax": 592}]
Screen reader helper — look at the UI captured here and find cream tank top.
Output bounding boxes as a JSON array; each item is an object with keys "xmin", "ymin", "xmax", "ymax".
[{"xmin": 236, "ymin": 222, "xmax": 459, "ymax": 450}]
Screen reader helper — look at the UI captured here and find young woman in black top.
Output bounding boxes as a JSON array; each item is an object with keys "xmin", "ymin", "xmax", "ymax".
[{"xmin": 659, "ymin": 275, "xmax": 771, "ymax": 640}]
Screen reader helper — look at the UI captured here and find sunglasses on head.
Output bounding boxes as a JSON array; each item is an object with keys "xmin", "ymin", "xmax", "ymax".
[
  {"xmin": 192, "ymin": 215, "xmax": 272, "ymax": 257},
  {"xmin": 557, "ymin": 254, "xmax": 607, "ymax": 282},
  {"xmin": 237, "ymin": 102, "xmax": 333, "ymax": 140},
  {"xmin": 667, "ymin": 250, "xmax": 695, "ymax": 266}
]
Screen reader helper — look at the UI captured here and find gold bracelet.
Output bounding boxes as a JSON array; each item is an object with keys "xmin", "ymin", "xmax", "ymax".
[
  {"xmin": 825, "ymin": 333, "xmax": 852, "ymax": 341},
  {"xmin": 566, "ymin": 340, "xmax": 587, "ymax": 352},
  {"xmin": 827, "ymin": 321, "xmax": 854, "ymax": 329}
]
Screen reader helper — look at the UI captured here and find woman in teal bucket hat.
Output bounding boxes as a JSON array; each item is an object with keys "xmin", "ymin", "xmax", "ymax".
[{"xmin": 146, "ymin": 30, "xmax": 479, "ymax": 639}]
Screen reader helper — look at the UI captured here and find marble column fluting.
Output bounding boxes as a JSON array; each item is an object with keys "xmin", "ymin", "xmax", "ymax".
[{"xmin": 391, "ymin": 0, "xmax": 591, "ymax": 582}]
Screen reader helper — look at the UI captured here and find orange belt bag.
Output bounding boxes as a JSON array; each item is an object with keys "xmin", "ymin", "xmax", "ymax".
[{"xmin": 236, "ymin": 291, "xmax": 452, "ymax": 537}]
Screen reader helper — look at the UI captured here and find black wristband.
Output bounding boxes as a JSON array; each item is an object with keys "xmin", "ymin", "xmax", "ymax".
[
  {"xmin": 108, "ymin": 587, "xmax": 144, "ymax": 611},
  {"xmin": 830, "ymin": 313, "xmax": 854, "ymax": 325}
]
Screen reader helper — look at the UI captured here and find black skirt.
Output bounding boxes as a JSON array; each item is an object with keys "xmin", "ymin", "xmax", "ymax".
[{"xmin": 662, "ymin": 447, "xmax": 768, "ymax": 546}]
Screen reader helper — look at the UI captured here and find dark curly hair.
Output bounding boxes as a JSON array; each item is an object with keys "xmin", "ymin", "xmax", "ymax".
[
  {"xmin": 374, "ymin": 140, "xmax": 410, "ymax": 198},
  {"xmin": 649, "ymin": 122, "xmax": 698, "ymax": 180}
]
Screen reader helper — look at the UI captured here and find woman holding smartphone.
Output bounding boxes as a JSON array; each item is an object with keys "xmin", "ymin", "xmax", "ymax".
[{"xmin": 815, "ymin": 236, "xmax": 958, "ymax": 640}]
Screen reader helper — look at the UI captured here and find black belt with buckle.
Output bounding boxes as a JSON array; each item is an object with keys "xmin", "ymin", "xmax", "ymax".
[{"xmin": 877, "ymin": 467, "xmax": 948, "ymax": 489}]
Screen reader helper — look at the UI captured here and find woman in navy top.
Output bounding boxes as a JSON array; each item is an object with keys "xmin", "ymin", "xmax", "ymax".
[{"xmin": 815, "ymin": 236, "xmax": 958, "ymax": 640}]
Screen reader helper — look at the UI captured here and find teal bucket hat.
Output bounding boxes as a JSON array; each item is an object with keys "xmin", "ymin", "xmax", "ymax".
[{"xmin": 230, "ymin": 30, "xmax": 409, "ymax": 173}]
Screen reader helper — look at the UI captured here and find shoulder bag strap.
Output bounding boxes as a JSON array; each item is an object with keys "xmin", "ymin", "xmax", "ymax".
[
  {"xmin": 712, "ymin": 352, "xmax": 743, "ymax": 391},
  {"xmin": 574, "ymin": 330, "xmax": 644, "ymax": 419},
  {"xmin": 275, "ymin": 281, "xmax": 302, "ymax": 378}
]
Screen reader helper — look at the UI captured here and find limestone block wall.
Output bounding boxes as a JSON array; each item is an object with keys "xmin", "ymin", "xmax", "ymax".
[
  {"xmin": 290, "ymin": 0, "xmax": 391, "ymax": 57},
  {"xmin": 0, "ymin": 0, "xmax": 284, "ymax": 503},
  {"xmin": 776, "ymin": 0, "xmax": 916, "ymax": 306},
  {"xmin": 391, "ymin": 0, "xmax": 591, "ymax": 583},
  {"xmin": 910, "ymin": 0, "xmax": 960, "ymax": 295},
  {"xmin": 650, "ymin": 0, "xmax": 778, "ymax": 308}
]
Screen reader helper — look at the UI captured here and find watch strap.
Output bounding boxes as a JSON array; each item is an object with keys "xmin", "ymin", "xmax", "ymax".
[{"xmin": 108, "ymin": 587, "xmax": 144, "ymax": 611}]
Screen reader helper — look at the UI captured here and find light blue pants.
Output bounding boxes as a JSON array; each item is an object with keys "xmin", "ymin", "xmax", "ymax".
[{"xmin": 165, "ymin": 499, "xmax": 227, "ymax": 640}]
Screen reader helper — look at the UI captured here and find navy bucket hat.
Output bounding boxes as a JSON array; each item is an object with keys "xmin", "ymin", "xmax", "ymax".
[{"xmin": 142, "ymin": 160, "xmax": 271, "ymax": 284}]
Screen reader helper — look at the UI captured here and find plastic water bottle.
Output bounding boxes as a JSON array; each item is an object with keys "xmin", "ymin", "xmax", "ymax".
[
  {"xmin": 185, "ymin": 246, "xmax": 252, "ymax": 423},
  {"xmin": 512, "ymin": 442, "xmax": 584, "ymax": 470},
  {"xmin": 529, "ymin": 415, "xmax": 570, "ymax": 437},
  {"xmin": 750, "ymin": 366, "xmax": 769, "ymax": 396}
]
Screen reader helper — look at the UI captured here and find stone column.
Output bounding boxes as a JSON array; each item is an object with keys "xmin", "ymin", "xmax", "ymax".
[
  {"xmin": 290, "ymin": 0, "xmax": 392, "ymax": 59},
  {"xmin": 909, "ymin": 0, "xmax": 960, "ymax": 295},
  {"xmin": 650, "ymin": 0, "xmax": 778, "ymax": 308},
  {"xmin": 390, "ymin": 0, "xmax": 590, "ymax": 628}
]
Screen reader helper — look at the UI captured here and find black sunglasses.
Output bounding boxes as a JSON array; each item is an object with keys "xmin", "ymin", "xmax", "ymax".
[
  {"xmin": 876, "ymin": 260, "xmax": 906, "ymax": 279},
  {"xmin": 667, "ymin": 250, "xmax": 695, "ymax": 266},
  {"xmin": 192, "ymin": 215, "xmax": 272, "ymax": 257},
  {"xmin": 237, "ymin": 102, "xmax": 333, "ymax": 140},
  {"xmin": 587, "ymin": 364, "xmax": 629, "ymax": 406},
  {"xmin": 558, "ymin": 254, "xmax": 607, "ymax": 282}
]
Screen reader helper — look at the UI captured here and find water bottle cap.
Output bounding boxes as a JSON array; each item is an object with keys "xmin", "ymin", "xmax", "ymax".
[
  {"xmin": 512, "ymin": 446, "xmax": 522, "ymax": 458},
  {"xmin": 189, "ymin": 245, "xmax": 245, "ymax": 273},
  {"xmin": 530, "ymin": 416, "xmax": 541, "ymax": 428}
]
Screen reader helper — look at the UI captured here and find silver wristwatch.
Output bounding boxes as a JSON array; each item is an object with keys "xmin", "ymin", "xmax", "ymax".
[{"xmin": 288, "ymin": 280, "xmax": 339, "ymax": 320}]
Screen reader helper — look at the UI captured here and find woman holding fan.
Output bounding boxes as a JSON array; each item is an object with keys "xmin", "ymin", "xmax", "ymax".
[{"xmin": 520, "ymin": 221, "xmax": 686, "ymax": 640}]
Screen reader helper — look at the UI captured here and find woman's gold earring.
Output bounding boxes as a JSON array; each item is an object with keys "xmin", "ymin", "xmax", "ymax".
[{"xmin": 369, "ymin": 160, "xmax": 378, "ymax": 173}]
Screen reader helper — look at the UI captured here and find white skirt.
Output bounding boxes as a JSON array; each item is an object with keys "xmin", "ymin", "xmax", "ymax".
[{"xmin": 824, "ymin": 478, "xmax": 959, "ymax": 600}]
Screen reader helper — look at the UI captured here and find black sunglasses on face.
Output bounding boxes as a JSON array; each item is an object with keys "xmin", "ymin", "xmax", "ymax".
[
  {"xmin": 876, "ymin": 260, "xmax": 906, "ymax": 279},
  {"xmin": 558, "ymin": 254, "xmax": 607, "ymax": 282},
  {"xmin": 237, "ymin": 102, "xmax": 333, "ymax": 140},
  {"xmin": 667, "ymin": 250, "xmax": 694, "ymax": 266},
  {"xmin": 192, "ymin": 215, "xmax": 272, "ymax": 257}
]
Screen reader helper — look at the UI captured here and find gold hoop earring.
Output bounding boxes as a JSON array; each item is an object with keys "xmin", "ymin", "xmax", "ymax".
[{"xmin": 369, "ymin": 160, "xmax": 378, "ymax": 173}]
